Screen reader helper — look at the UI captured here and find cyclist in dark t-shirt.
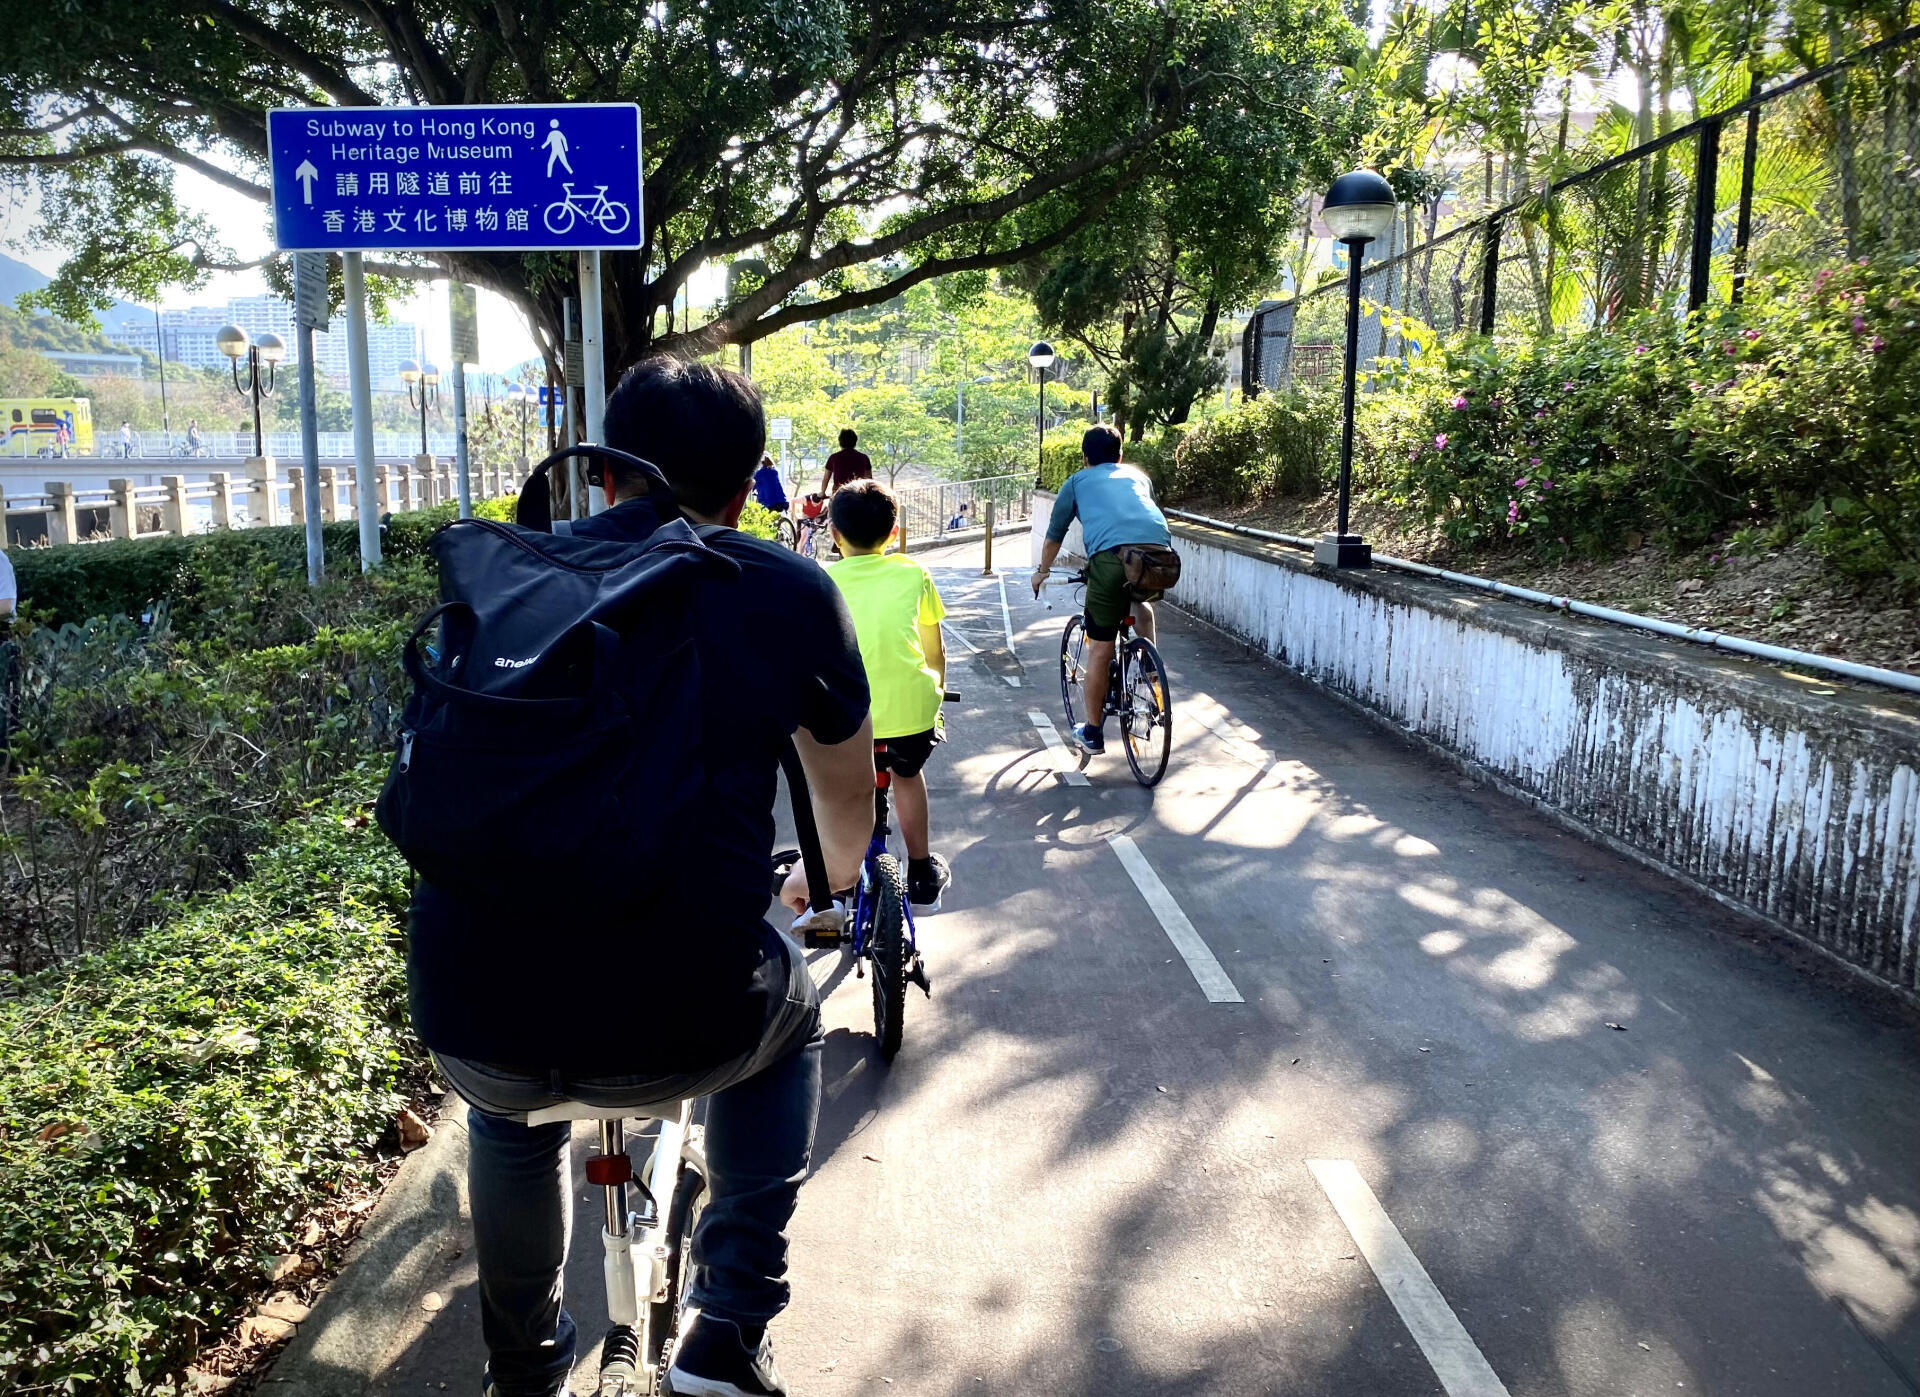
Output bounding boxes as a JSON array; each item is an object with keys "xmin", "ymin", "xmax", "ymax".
[
  {"xmin": 820, "ymin": 427, "xmax": 873, "ymax": 495},
  {"xmin": 416, "ymin": 360, "xmax": 876, "ymax": 1397}
]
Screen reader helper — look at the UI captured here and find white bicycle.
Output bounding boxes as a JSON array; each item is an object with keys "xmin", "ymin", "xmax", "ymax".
[
  {"xmin": 528, "ymin": 1098, "xmax": 707, "ymax": 1395},
  {"xmin": 544, "ymin": 185, "xmax": 633, "ymax": 237}
]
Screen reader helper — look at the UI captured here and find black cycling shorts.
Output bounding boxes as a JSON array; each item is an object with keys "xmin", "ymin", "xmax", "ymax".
[{"xmin": 875, "ymin": 727, "xmax": 941, "ymax": 779}]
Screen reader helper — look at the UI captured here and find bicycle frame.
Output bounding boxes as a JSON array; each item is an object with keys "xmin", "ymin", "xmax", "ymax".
[
  {"xmin": 850, "ymin": 762, "xmax": 919, "ymax": 964},
  {"xmin": 524, "ymin": 1097, "xmax": 704, "ymax": 1396}
]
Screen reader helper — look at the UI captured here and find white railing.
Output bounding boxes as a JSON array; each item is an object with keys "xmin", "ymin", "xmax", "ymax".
[
  {"xmin": 2, "ymin": 458, "xmax": 529, "ymax": 550},
  {"xmin": 890, "ymin": 473, "xmax": 1035, "ymax": 543},
  {"xmin": 14, "ymin": 430, "xmax": 464, "ymax": 462}
]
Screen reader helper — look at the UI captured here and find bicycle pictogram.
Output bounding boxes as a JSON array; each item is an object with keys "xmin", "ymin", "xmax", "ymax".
[{"xmin": 542, "ymin": 184, "xmax": 631, "ymax": 237}]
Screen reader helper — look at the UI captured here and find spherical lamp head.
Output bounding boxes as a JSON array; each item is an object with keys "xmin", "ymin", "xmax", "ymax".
[
  {"xmin": 215, "ymin": 324, "xmax": 250, "ymax": 360},
  {"xmin": 1027, "ymin": 340, "xmax": 1056, "ymax": 371},
  {"xmin": 1323, "ymin": 169, "xmax": 1398, "ymax": 246},
  {"xmin": 398, "ymin": 359, "xmax": 422, "ymax": 385},
  {"xmin": 253, "ymin": 331, "xmax": 286, "ymax": 365},
  {"xmin": 422, "ymin": 363, "xmax": 441, "ymax": 387}
]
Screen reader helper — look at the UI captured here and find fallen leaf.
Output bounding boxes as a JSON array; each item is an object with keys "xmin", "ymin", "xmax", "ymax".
[
  {"xmin": 1605, "ymin": 1021, "xmax": 1628, "ymax": 1031},
  {"xmin": 299, "ymin": 1219, "xmax": 324, "ymax": 1247},
  {"xmin": 259, "ymin": 1295, "xmax": 311, "ymax": 1324},
  {"xmin": 241, "ymin": 1314, "xmax": 297, "ymax": 1345},
  {"xmin": 268, "ymin": 1253, "xmax": 316, "ymax": 1283},
  {"xmin": 36, "ymin": 1120, "xmax": 82, "ymax": 1144},
  {"xmin": 861, "ymin": 1153, "xmax": 882, "ymax": 1163},
  {"xmin": 1156, "ymin": 1085, "xmax": 1169, "ymax": 1093},
  {"xmin": 421, "ymin": 1291, "xmax": 445, "ymax": 1312},
  {"xmin": 397, "ymin": 1107, "xmax": 431, "ymax": 1152},
  {"xmin": 1639, "ymin": 1342, "xmax": 1652, "ymax": 1351},
  {"xmin": 1418, "ymin": 1047, "xmax": 1431, "ymax": 1053}
]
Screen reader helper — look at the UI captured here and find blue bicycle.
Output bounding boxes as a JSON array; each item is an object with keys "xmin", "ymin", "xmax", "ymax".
[{"xmin": 774, "ymin": 701, "xmax": 951, "ymax": 1059}]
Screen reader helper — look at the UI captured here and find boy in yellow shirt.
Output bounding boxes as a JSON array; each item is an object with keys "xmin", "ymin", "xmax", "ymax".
[{"xmin": 824, "ymin": 480, "xmax": 952, "ymax": 909}]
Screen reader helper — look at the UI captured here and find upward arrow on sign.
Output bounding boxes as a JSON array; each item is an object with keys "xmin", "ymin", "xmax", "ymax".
[{"xmin": 294, "ymin": 160, "xmax": 318, "ymax": 204}]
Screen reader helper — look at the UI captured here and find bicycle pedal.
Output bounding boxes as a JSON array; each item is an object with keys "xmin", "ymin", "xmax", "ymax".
[{"xmin": 907, "ymin": 957, "xmax": 933, "ymax": 998}]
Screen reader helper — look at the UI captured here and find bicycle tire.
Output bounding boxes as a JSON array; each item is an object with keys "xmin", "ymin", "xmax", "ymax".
[
  {"xmin": 1119, "ymin": 637, "xmax": 1173, "ymax": 787},
  {"xmin": 775, "ymin": 515, "xmax": 799, "ymax": 551},
  {"xmin": 649, "ymin": 1159, "xmax": 708, "ymax": 1379},
  {"xmin": 1059, "ymin": 613, "xmax": 1089, "ymax": 736},
  {"xmin": 869, "ymin": 854, "xmax": 909, "ymax": 1060},
  {"xmin": 596, "ymin": 199, "xmax": 632, "ymax": 236},
  {"xmin": 543, "ymin": 199, "xmax": 578, "ymax": 236}
]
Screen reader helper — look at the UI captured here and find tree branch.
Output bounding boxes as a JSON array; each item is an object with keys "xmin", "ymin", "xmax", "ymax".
[{"xmin": 200, "ymin": 0, "xmax": 381, "ymax": 106}]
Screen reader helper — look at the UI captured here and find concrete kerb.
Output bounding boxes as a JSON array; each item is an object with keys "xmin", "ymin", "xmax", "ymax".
[{"xmin": 259, "ymin": 1090, "xmax": 470, "ymax": 1394}]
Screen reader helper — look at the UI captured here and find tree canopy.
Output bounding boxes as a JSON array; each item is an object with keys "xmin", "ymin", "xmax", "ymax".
[{"xmin": 2, "ymin": 0, "xmax": 1359, "ymax": 381}]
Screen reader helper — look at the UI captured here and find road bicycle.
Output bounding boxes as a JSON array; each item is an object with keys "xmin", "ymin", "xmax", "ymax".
[
  {"xmin": 544, "ymin": 184, "xmax": 633, "ymax": 237},
  {"xmin": 1056, "ymin": 570, "xmax": 1174, "ymax": 787},
  {"xmin": 774, "ymin": 701, "xmax": 952, "ymax": 1059},
  {"xmin": 522, "ymin": 1096, "xmax": 707, "ymax": 1396}
]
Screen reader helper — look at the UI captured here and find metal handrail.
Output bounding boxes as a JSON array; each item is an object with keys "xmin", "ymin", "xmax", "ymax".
[{"xmin": 1166, "ymin": 508, "xmax": 1920, "ymax": 697}]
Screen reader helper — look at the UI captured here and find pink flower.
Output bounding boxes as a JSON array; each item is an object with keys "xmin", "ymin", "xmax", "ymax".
[
  {"xmin": 1434, "ymin": 433, "xmax": 1449, "ymax": 449},
  {"xmin": 1535, "ymin": 408, "xmax": 1549, "ymax": 419},
  {"xmin": 1514, "ymin": 477, "xmax": 1529, "ymax": 488},
  {"xmin": 1743, "ymin": 329, "xmax": 1760, "ymax": 341},
  {"xmin": 1853, "ymin": 315, "xmax": 1868, "ymax": 334},
  {"xmin": 1507, "ymin": 500, "xmax": 1520, "ymax": 522},
  {"xmin": 1544, "ymin": 479, "xmax": 1555, "ymax": 489},
  {"xmin": 1724, "ymin": 342, "xmax": 1739, "ymax": 356},
  {"xmin": 1562, "ymin": 381, "xmax": 1576, "ymax": 391},
  {"xmin": 1870, "ymin": 336, "xmax": 1888, "ymax": 354},
  {"xmin": 1634, "ymin": 344, "xmax": 1649, "ymax": 354},
  {"xmin": 1815, "ymin": 268, "xmax": 1833, "ymax": 286},
  {"xmin": 1452, "ymin": 395, "xmax": 1469, "ymax": 410},
  {"xmin": 1529, "ymin": 457, "xmax": 1541, "ymax": 466}
]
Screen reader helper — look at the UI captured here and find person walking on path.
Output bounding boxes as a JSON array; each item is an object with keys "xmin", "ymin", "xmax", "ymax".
[{"xmin": 819, "ymin": 429, "xmax": 872, "ymax": 496}]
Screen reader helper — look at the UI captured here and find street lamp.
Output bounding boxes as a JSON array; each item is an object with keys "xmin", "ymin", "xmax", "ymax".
[
  {"xmin": 400, "ymin": 359, "xmax": 441, "ymax": 457},
  {"xmin": 1315, "ymin": 169, "xmax": 1397, "ymax": 570},
  {"xmin": 1028, "ymin": 340, "xmax": 1056, "ymax": 485},
  {"xmin": 218, "ymin": 324, "xmax": 284, "ymax": 460}
]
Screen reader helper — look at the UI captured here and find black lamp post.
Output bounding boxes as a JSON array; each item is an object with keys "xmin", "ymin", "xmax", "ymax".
[
  {"xmin": 1028, "ymin": 340, "xmax": 1055, "ymax": 485},
  {"xmin": 400, "ymin": 359, "xmax": 441, "ymax": 456},
  {"xmin": 217, "ymin": 324, "xmax": 285, "ymax": 459},
  {"xmin": 1314, "ymin": 169, "xmax": 1398, "ymax": 570}
]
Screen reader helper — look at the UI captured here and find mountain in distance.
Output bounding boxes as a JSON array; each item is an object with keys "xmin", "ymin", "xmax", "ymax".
[{"xmin": 0, "ymin": 252, "xmax": 153, "ymax": 337}]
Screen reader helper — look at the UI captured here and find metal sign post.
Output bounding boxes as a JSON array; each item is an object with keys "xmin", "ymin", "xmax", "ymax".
[
  {"xmin": 579, "ymin": 251, "xmax": 607, "ymax": 514},
  {"xmin": 449, "ymin": 281, "xmax": 479, "ymax": 519},
  {"xmin": 292, "ymin": 251, "xmax": 330, "ymax": 583},
  {"xmin": 342, "ymin": 251, "xmax": 381, "ymax": 569}
]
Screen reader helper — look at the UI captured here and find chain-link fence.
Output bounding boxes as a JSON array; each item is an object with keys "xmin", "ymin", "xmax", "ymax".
[{"xmin": 1244, "ymin": 23, "xmax": 1920, "ymax": 392}]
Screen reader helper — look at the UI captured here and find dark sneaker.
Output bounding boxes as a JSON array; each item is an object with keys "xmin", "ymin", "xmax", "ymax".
[
  {"xmin": 1074, "ymin": 722, "xmax": 1106, "ymax": 754},
  {"xmin": 668, "ymin": 1312, "xmax": 787, "ymax": 1397},
  {"xmin": 908, "ymin": 852, "xmax": 951, "ymax": 910}
]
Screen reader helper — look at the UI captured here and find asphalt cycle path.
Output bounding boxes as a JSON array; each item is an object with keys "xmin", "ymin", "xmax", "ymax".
[{"xmin": 370, "ymin": 538, "xmax": 1920, "ymax": 1397}]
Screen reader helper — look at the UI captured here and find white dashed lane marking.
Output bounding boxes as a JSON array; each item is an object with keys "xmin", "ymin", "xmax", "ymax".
[
  {"xmin": 1104, "ymin": 833, "xmax": 1243, "ymax": 1004},
  {"xmin": 1025, "ymin": 711, "xmax": 1091, "ymax": 788},
  {"xmin": 1308, "ymin": 1159, "xmax": 1512, "ymax": 1397}
]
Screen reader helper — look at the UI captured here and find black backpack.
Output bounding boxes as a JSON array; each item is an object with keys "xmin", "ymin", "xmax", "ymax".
[{"xmin": 375, "ymin": 447, "xmax": 740, "ymax": 904}]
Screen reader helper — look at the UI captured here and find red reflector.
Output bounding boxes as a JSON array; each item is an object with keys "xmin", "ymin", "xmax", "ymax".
[{"xmin": 585, "ymin": 1154, "xmax": 632, "ymax": 1186}]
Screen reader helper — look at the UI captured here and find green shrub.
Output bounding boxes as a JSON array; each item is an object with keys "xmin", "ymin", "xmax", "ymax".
[
  {"xmin": 1359, "ymin": 257, "xmax": 1920, "ymax": 579},
  {"xmin": 1172, "ymin": 390, "xmax": 1339, "ymax": 505},
  {"xmin": 736, "ymin": 500, "xmax": 781, "ymax": 541},
  {"xmin": 1038, "ymin": 432, "xmax": 1182, "ymax": 495},
  {"xmin": 1038, "ymin": 438, "xmax": 1083, "ymax": 492},
  {"xmin": 0, "ymin": 794, "xmax": 418, "ymax": 1394}
]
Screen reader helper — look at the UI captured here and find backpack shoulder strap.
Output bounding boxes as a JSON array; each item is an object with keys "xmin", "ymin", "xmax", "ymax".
[{"xmin": 552, "ymin": 518, "xmax": 574, "ymax": 536}]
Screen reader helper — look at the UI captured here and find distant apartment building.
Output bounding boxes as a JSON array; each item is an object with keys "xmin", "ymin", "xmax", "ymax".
[{"xmin": 106, "ymin": 299, "xmax": 420, "ymax": 390}]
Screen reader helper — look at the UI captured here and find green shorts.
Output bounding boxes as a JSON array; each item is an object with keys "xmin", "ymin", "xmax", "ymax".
[{"xmin": 1083, "ymin": 547, "xmax": 1159, "ymax": 641}]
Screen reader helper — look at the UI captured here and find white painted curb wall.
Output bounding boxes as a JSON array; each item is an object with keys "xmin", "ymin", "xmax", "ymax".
[{"xmin": 1032, "ymin": 493, "xmax": 1920, "ymax": 1000}]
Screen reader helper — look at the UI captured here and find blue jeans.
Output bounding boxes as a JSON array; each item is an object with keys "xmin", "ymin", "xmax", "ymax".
[{"xmin": 438, "ymin": 929, "xmax": 822, "ymax": 1397}]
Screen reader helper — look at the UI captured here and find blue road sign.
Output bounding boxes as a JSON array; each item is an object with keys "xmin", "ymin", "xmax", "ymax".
[{"xmin": 268, "ymin": 104, "xmax": 642, "ymax": 253}]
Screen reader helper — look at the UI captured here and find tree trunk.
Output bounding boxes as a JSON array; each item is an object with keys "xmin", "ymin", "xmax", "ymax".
[
  {"xmin": 1164, "ymin": 298, "xmax": 1221, "ymax": 427},
  {"xmin": 1827, "ymin": 16, "xmax": 1863, "ymax": 258}
]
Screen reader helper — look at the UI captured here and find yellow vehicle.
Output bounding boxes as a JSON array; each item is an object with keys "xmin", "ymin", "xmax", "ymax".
[{"xmin": 2, "ymin": 398, "xmax": 93, "ymax": 457}]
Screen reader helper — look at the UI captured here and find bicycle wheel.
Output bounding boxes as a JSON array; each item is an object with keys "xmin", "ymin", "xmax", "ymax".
[
  {"xmin": 1059, "ymin": 613, "xmax": 1089, "ymax": 735},
  {"xmin": 1119, "ymin": 637, "xmax": 1173, "ymax": 787},
  {"xmin": 649, "ymin": 1159, "xmax": 708, "ymax": 1381},
  {"xmin": 596, "ymin": 198, "xmax": 632, "ymax": 235},
  {"xmin": 868, "ymin": 854, "xmax": 908, "ymax": 1060},
  {"xmin": 775, "ymin": 515, "xmax": 799, "ymax": 551},
  {"xmin": 543, "ymin": 199, "xmax": 578, "ymax": 235}
]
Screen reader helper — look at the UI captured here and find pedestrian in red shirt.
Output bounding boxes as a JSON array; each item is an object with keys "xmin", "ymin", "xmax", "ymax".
[{"xmin": 819, "ymin": 428, "xmax": 873, "ymax": 496}]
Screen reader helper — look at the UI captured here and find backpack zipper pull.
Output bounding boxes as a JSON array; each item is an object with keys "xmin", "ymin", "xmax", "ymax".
[{"xmin": 397, "ymin": 730, "xmax": 415, "ymax": 773}]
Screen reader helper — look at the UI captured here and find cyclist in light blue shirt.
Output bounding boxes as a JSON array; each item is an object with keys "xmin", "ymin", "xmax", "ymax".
[{"xmin": 1031, "ymin": 425, "xmax": 1172, "ymax": 753}]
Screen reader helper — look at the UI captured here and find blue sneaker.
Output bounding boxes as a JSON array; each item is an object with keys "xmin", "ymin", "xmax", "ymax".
[{"xmin": 1074, "ymin": 722, "xmax": 1106, "ymax": 754}]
